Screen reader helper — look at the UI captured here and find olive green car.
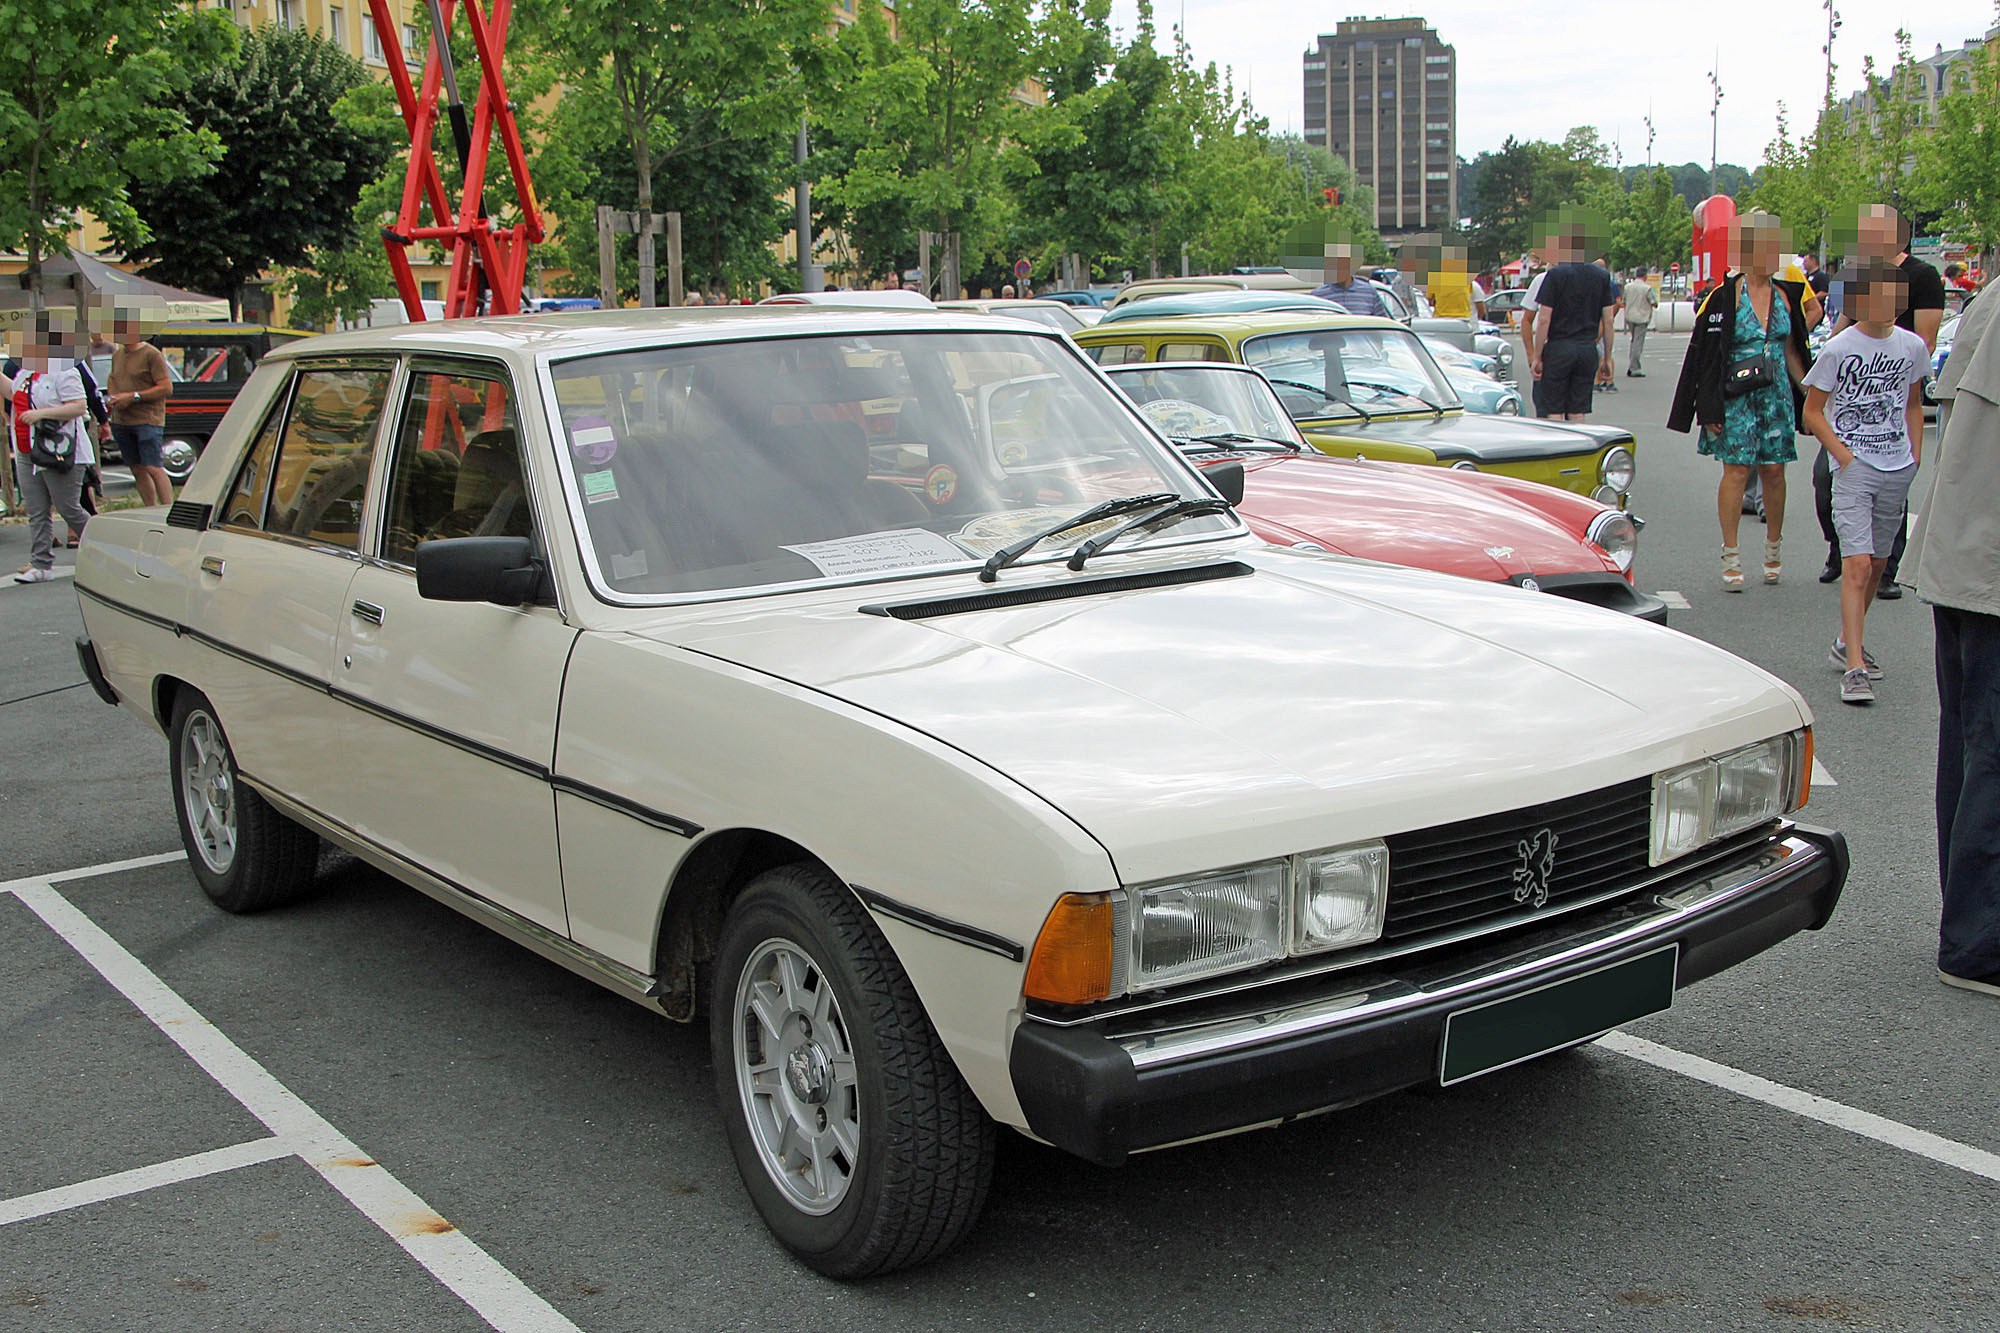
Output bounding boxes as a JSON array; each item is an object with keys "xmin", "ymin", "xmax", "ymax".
[{"xmin": 1075, "ymin": 310, "xmax": 1635, "ymax": 509}]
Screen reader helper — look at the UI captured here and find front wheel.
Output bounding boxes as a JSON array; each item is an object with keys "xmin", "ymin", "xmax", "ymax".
[
  {"xmin": 710, "ymin": 864, "xmax": 995, "ymax": 1277},
  {"xmin": 169, "ymin": 690, "xmax": 320, "ymax": 913}
]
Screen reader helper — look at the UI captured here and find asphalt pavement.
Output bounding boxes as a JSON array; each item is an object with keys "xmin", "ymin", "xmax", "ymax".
[{"xmin": 2, "ymin": 360, "xmax": 1995, "ymax": 1331}]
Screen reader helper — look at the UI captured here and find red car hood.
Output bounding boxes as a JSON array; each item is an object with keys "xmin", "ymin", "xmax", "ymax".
[{"xmin": 1219, "ymin": 453, "xmax": 1617, "ymax": 583}]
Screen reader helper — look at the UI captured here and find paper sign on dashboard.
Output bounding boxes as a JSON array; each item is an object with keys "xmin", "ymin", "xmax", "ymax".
[{"xmin": 781, "ymin": 528, "xmax": 969, "ymax": 577}]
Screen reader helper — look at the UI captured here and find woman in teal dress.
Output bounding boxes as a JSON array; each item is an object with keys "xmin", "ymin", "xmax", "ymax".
[{"xmin": 1692, "ymin": 213, "xmax": 1813, "ymax": 588}]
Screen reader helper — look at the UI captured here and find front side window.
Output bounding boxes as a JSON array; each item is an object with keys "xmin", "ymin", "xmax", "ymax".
[
  {"xmin": 260, "ymin": 364, "xmax": 393, "ymax": 549},
  {"xmin": 381, "ymin": 367, "xmax": 532, "ymax": 564},
  {"xmin": 547, "ymin": 331, "xmax": 1228, "ymax": 597}
]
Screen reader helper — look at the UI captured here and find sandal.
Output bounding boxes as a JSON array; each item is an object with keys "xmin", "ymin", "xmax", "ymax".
[
  {"xmin": 1722, "ymin": 546, "xmax": 1744, "ymax": 591},
  {"xmin": 1763, "ymin": 540, "xmax": 1782, "ymax": 584}
]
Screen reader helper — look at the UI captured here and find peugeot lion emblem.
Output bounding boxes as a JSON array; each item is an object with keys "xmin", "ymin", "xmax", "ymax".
[{"xmin": 1511, "ymin": 828, "xmax": 1559, "ymax": 908}]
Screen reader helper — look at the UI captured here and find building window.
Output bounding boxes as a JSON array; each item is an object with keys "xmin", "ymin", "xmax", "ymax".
[
  {"xmin": 420, "ymin": 281, "xmax": 441, "ymax": 301},
  {"xmin": 1427, "ymin": 72, "xmax": 1449, "ymax": 80},
  {"xmin": 364, "ymin": 16, "xmax": 383, "ymax": 61},
  {"xmin": 1305, "ymin": 59, "xmax": 1325, "ymax": 70},
  {"xmin": 404, "ymin": 23, "xmax": 424, "ymax": 66},
  {"xmin": 1427, "ymin": 122, "xmax": 1448, "ymax": 131},
  {"xmin": 328, "ymin": 6, "xmax": 344, "ymax": 47},
  {"xmin": 1426, "ymin": 55, "xmax": 1451, "ymax": 64},
  {"xmin": 1426, "ymin": 171, "xmax": 1449, "ymax": 181},
  {"xmin": 275, "ymin": 0, "xmax": 297, "ymax": 27},
  {"xmin": 1403, "ymin": 36, "xmax": 1422, "ymax": 46}
]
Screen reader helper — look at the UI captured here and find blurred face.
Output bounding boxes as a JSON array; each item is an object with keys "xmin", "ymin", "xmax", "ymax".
[
  {"xmin": 1845, "ymin": 274, "xmax": 1907, "ymax": 325},
  {"xmin": 1328, "ymin": 243, "xmax": 1357, "ymax": 284},
  {"xmin": 1728, "ymin": 217, "xmax": 1788, "ymax": 276},
  {"xmin": 1855, "ymin": 207, "xmax": 1899, "ymax": 261}
]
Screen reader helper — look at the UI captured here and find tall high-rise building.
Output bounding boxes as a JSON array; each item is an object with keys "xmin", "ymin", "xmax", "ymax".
[{"xmin": 1302, "ymin": 18, "xmax": 1456, "ymax": 233}]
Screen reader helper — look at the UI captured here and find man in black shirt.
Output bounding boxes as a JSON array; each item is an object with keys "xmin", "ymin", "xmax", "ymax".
[
  {"xmin": 1801, "ymin": 252, "xmax": 1830, "ymax": 300},
  {"xmin": 1814, "ymin": 206, "xmax": 1946, "ymax": 593},
  {"xmin": 1529, "ymin": 224, "xmax": 1619, "ymax": 420}
]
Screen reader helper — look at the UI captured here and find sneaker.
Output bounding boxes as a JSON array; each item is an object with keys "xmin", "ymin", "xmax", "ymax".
[
  {"xmin": 1840, "ymin": 668, "xmax": 1875, "ymax": 704},
  {"xmin": 11, "ymin": 566, "xmax": 54, "ymax": 584},
  {"xmin": 1877, "ymin": 580, "xmax": 1904, "ymax": 600},
  {"xmin": 1829, "ymin": 639, "xmax": 1883, "ymax": 679},
  {"xmin": 1939, "ymin": 968, "xmax": 2000, "ymax": 997}
]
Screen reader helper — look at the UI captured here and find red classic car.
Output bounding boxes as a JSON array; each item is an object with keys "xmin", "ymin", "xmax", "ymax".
[{"xmin": 1104, "ymin": 362, "xmax": 1665, "ymax": 621}]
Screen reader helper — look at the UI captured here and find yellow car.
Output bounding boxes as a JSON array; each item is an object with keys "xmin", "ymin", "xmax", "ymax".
[{"xmin": 1075, "ymin": 310, "xmax": 1635, "ymax": 509}]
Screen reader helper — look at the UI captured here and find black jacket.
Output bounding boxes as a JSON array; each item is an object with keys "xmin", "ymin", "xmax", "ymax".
[{"xmin": 1667, "ymin": 274, "xmax": 1814, "ymax": 434}]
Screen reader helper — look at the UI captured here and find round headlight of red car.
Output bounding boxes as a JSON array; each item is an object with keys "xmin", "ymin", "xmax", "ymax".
[{"xmin": 1587, "ymin": 510, "xmax": 1638, "ymax": 574}]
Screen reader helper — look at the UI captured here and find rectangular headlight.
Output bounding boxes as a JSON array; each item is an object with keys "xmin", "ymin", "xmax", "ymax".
[
  {"xmin": 1292, "ymin": 841, "xmax": 1389, "ymax": 953},
  {"xmin": 1650, "ymin": 732, "xmax": 1801, "ymax": 865},
  {"xmin": 1129, "ymin": 862, "xmax": 1286, "ymax": 990}
]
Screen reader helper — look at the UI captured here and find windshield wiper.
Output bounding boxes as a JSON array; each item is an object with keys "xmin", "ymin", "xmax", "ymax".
[
  {"xmin": 979, "ymin": 492, "xmax": 1179, "ymax": 582},
  {"xmin": 1064, "ymin": 497, "xmax": 1234, "ymax": 572},
  {"xmin": 1349, "ymin": 378, "xmax": 1444, "ymax": 419},
  {"xmin": 1184, "ymin": 432, "xmax": 1293, "ymax": 451},
  {"xmin": 1263, "ymin": 377, "xmax": 1373, "ymax": 424}
]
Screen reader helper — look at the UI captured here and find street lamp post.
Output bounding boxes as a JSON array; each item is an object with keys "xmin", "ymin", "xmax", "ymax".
[{"xmin": 1708, "ymin": 59, "xmax": 1724, "ymax": 196}]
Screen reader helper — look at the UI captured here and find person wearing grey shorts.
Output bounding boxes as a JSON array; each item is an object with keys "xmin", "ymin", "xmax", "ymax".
[{"xmin": 1801, "ymin": 258, "xmax": 1931, "ymax": 704}]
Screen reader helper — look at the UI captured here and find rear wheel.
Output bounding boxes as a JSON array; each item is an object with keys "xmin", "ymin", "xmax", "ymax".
[
  {"xmin": 710, "ymin": 863, "xmax": 995, "ymax": 1277},
  {"xmin": 169, "ymin": 690, "xmax": 320, "ymax": 913}
]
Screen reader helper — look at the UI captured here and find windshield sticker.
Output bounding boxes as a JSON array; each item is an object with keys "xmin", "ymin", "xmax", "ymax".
[
  {"xmin": 781, "ymin": 528, "xmax": 969, "ymax": 578},
  {"xmin": 996, "ymin": 441, "xmax": 1028, "ymax": 466},
  {"xmin": 950, "ymin": 508, "xmax": 1123, "ymax": 557},
  {"xmin": 609, "ymin": 549, "xmax": 649, "ymax": 580},
  {"xmin": 924, "ymin": 464, "xmax": 958, "ymax": 505},
  {"xmin": 569, "ymin": 415, "xmax": 619, "ymax": 466},
  {"xmin": 581, "ymin": 469, "xmax": 620, "ymax": 504}
]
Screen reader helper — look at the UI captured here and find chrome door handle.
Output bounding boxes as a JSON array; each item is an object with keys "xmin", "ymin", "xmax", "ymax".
[
  {"xmin": 350, "ymin": 600, "xmax": 385, "ymax": 626},
  {"xmin": 199, "ymin": 555, "xmax": 225, "ymax": 578}
]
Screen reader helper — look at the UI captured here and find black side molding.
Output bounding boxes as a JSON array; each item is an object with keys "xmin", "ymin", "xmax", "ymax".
[{"xmin": 861, "ymin": 562, "xmax": 1253, "ymax": 621}]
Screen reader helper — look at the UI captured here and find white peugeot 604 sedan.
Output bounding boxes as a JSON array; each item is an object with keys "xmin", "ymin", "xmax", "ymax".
[{"xmin": 73, "ymin": 308, "xmax": 1847, "ymax": 1277}]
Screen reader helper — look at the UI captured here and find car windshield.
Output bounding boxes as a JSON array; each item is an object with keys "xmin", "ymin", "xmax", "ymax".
[
  {"xmin": 547, "ymin": 330, "xmax": 1229, "ymax": 597},
  {"xmin": 1104, "ymin": 365, "xmax": 1306, "ymax": 450},
  {"xmin": 1242, "ymin": 326, "xmax": 1462, "ymax": 419}
]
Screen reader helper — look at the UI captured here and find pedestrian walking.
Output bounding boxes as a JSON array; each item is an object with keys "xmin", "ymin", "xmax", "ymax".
[
  {"xmin": 4, "ymin": 314, "xmax": 95, "ymax": 584},
  {"xmin": 1623, "ymin": 267, "xmax": 1657, "ymax": 376},
  {"xmin": 1528, "ymin": 221, "xmax": 1618, "ymax": 422},
  {"xmin": 1593, "ymin": 257, "xmax": 1620, "ymax": 394},
  {"xmin": 1907, "ymin": 278, "xmax": 2000, "ymax": 997},
  {"xmin": 1309, "ymin": 236, "xmax": 1388, "ymax": 318},
  {"xmin": 1812, "ymin": 204, "xmax": 1945, "ymax": 595},
  {"xmin": 1801, "ymin": 258, "xmax": 1929, "ymax": 703},
  {"xmin": 1667, "ymin": 211, "xmax": 1814, "ymax": 592}
]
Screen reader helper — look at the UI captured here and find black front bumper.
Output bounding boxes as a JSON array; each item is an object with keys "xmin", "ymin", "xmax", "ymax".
[
  {"xmin": 1010, "ymin": 824, "xmax": 1847, "ymax": 1166},
  {"xmin": 75, "ymin": 636, "xmax": 120, "ymax": 706}
]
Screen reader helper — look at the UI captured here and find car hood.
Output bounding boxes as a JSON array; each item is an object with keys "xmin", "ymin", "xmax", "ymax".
[
  {"xmin": 645, "ymin": 547, "xmax": 1805, "ymax": 883},
  {"xmin": 1312, "ymin": 412, "xmax": 1630, "ymax": 462},
  {"xmin": 1226, "ymin": 454, "xmax": 1607, "ymax": 581}
]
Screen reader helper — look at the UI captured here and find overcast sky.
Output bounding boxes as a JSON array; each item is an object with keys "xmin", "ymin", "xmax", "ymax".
[{"xmin": 1109, "ymin": 1, "xmax": 1995, "ymax": 170}]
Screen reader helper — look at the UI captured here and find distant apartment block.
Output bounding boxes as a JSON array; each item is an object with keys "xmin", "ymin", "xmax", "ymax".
[{"xmin": 1302, "ymin": 17, "xmax": 1456, "ymax": 232}]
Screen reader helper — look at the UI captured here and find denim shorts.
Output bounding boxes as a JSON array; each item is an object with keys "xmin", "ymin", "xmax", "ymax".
[
  {"xmin": 1830, "ymin": 457, "xmax": 1916, "ymax": 558},
  {"xmin": 111, "ymin": 423, "xmax": 164, "ymax": 469}
]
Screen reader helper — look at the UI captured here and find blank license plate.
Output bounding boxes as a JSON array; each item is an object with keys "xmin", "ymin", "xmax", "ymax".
[{"xmin": 1438, "ymin": 945, "xmax": 1678, "ymax": 1086}]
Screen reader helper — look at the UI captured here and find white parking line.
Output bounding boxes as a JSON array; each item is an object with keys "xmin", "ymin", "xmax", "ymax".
[
  {"xmin": 1812, "ymin": 758, "xmax": 1838, "ymax": 788},
  {"xmin": 1656, "ymin": 590, "xmax": 1690, "ymax": 611},
  {"xmin": 0, "ymin": 1137, "xmax": 294, "ymax": 1227},
  {"xmin": 1604, "ymin": 1032, "xmax": 2000, "ymax": 1185},
  {"xmin": 7, "ymin": 877, "xmax": 582, "ymax": 1333}
]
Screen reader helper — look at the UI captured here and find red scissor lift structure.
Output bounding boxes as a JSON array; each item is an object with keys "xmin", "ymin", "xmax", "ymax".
[
  {"xmin": 363, "ymin": 0, "xmax": 543, "ymax": 447},
  {"xmin": 363, "ymin": 0, "xmax": 543, "ymax": 322}
]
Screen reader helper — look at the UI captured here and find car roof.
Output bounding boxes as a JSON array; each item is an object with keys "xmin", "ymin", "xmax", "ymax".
[
  {"xmin": 151, "ymin": 321, "xmax": 311, "ymax": 338},
  {"xmin": 1096, "ymin": 291, "xmax": 1335, "ymax": 323},
  {"xmin": 260, "ymin": 306, "xmax": 1068, "ymax": 363},
  {"xmin": 1074, "ymin": 309, "xmax": 1408, "ymax": 339}
]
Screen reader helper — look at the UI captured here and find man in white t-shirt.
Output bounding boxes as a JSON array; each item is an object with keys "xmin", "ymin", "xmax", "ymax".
[
  {"xmin": 1801, "ymin": 259, "xmax": 1930, "ymax": 704},
  {"xmin": 1518, "ymin": 269, "xmax": 1549, "ymax": 416},
  {"xmin": 4, "ymin": 318, "xmax": 95, "ymax": 582}
]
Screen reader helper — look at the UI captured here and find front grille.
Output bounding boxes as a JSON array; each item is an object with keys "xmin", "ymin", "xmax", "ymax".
[{"xmin": 1382, "ymin": 779, "xmax": 1651, "ymax": 942}]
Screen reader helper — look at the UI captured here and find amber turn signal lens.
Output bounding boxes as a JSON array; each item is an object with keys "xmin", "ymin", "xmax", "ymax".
[
  {"xmin": 1023, "ymin": 893, "xmax": 1116, "ymax": 1005},
  {"xmin": 1794, "ymin": 727, "xmax": 1814, "ymax": 811}
]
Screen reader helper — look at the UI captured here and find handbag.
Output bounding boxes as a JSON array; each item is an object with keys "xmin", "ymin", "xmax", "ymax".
[
  {"xmin": 25, "ymin": 375, "xmax": 76, "ymax": 472},
  {"xmin": 1723, "ymin": 352, "xmax": 1776, "ymax": 397}
]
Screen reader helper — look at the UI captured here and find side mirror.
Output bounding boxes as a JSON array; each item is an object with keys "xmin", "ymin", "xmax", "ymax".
[
  {"xmin": 416, "ymin": 536, "xmax": 546, "ymax": 606},
  {"xmin": 1205, "ymin": 459, "xmax": 1245, "ymax": 507}
]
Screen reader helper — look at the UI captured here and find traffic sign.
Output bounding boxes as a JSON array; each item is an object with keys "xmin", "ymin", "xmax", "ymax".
[
  {"xmin": 1670, "ymin": 262, "xmax": 1681, "ymax": 273},
  {"xmin": 1013, "ymin": 258, "xmax": 1031, "ymax": 281}
]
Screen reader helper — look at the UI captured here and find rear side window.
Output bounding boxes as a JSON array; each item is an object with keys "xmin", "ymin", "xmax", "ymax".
[
  {"xmin": 220, "ymin": 387, "xmax": 291, "ymax": 530},
  {"xmin": 260, "ymin": 366, "xmax": 392, "ymax": 549},
  {"xmin": 1085, "ymin": 342, "xmax": 1150, "ymax": 366},
  {"xmin": 1159, "ymin": 342, "xmax": 1230, "ymax": 363}
]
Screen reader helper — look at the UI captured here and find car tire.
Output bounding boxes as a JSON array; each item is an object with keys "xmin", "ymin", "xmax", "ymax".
[
  {"xmin": 169, "ymin": 689, "xmax": 320, "ymax": 913},
  {"xmin": 710, "ymin": 863, "xmax": 995, "ymax": 1278}
]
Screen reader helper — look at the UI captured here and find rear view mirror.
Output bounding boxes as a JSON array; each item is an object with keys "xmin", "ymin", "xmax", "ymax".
[
  {"xmin": 1205, "ymin": 460, "xmax": 1245, "ymax": 507},
  {"xmin": 416, "ymin": 536, "xmax": 546, "ymax": 605}
]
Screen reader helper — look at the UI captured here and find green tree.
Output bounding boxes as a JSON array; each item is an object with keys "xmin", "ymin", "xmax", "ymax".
[
  {"xmin": 0, "ymin": 0, "xmax": 235, "ymax": 298},
  {"xmin": 1914, "ymin": 34, "xmax": 2000, "ymax": 273},
  {"xmin": 813, "ymin": 0, "xmax": 1035, "ymax": 289},
  {"xmin": 128, "ymin": 25, "xmax": 396, "ymax": 318},
  {"xmin": 1613, "ymin": 166, "xmax": 1691, "ymax": 271},
  {"xmin": 515, "ymin": 0, "xmax": 829, "ymax": 297}
]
